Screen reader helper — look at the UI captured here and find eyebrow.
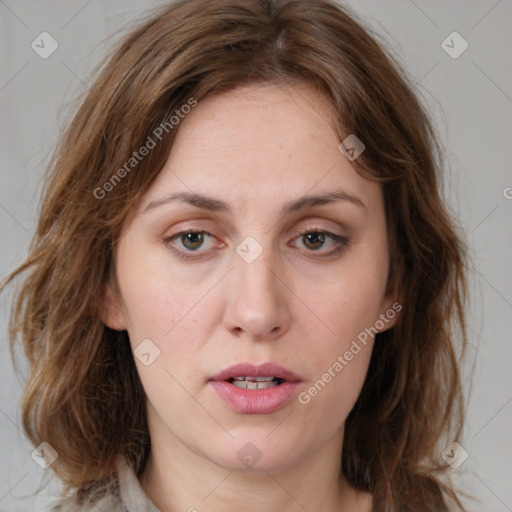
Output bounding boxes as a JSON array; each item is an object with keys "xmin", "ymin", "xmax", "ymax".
[{"xmin": 143, "ymin": 189, "xmax": 367, "ymax": 218}]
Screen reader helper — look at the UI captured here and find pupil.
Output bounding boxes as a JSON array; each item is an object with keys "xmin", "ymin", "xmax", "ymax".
[
  {"xmin": 304, "ymin": 232, "xmax": 324, "ymax": 250},
  {"xmin": 183, "ymin": 232, "xmax": 203, "ymax": 250}
]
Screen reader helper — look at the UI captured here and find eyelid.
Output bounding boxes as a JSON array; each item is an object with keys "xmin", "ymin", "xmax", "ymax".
[
  {"xmin": 289, "ymin": 228, "xmax": 350, "ymax": 256},
  {"xmin": 164, "ymin": 229, "xmax": 220, "ymax": 253}
]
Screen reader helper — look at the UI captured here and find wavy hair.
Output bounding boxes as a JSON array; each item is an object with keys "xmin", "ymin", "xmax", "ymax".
[{"xmin": 2, "ymin": 0, "xmax": 468, "ymax": 510}]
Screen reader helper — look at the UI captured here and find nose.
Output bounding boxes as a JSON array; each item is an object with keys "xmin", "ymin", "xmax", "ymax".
[{"xmin": 222, "ymin": 247, "xmax": 291, "ymax": 341}]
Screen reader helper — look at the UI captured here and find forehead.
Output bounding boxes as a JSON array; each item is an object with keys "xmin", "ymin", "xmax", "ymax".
[
  {"xmin": 137, "ymin": 82, "xmax": 381, "ymax": 215},
  {"xmin": 176, "ymin": 82, "xmax": 338, "ymax": 153}
]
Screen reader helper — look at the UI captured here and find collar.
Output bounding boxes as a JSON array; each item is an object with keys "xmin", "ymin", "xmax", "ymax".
[{"xmin": 116, "ymin": 457, "xmax": 161, "ymax": 512}]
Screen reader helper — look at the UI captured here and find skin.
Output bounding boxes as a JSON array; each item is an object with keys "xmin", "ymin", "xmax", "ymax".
[{"xmin": 102, "ymin": 82, "xmax": 399, "ymax": 512}]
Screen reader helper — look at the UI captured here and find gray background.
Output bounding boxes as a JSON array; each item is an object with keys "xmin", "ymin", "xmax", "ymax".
[{"xmin": 1, "ymin": 1, "xmax": 511, "ymax": 510}]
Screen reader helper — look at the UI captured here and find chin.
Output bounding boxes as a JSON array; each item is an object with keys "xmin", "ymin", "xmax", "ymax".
[{"xmin": 199, "ymin": 432, "xmax": 312, "ymax": 474}]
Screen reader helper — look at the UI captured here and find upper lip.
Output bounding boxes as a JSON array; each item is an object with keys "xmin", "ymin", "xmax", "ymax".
[{"xmin": 210, "ymin": 362, "xmax": 302, "ymax": 382}]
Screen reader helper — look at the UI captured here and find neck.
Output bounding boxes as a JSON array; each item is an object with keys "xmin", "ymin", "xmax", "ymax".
[{"xmin": 139, "ymin": 424, "xmax": 371, "ymax": 512}]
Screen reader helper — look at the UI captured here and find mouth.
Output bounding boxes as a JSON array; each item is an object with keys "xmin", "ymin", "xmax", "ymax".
[
  {"xmin": 208, "ymin": 362, "xmax": 302, "ymax": 414},
  {"xmin": 210, "ymin": 362, "xmax": 302, "ymax": 386},
  {"xmin": 227, "ymin": 376, "xmax": 285, "ymax": 390}
]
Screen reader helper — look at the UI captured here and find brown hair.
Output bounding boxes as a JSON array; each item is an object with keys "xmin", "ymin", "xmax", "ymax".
[{"xmin": 2, "ymin": 0, "xmax": 469, "ymax": 510}]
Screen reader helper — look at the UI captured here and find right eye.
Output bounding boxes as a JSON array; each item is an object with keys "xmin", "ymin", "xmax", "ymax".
[{"xmin": 163, "ymin": 230, "xmax": 223, "ymax": 258}]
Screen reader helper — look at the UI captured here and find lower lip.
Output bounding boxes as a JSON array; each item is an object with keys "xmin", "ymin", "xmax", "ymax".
[{"xmin": 209, "ymin": 380, "xmax": 301, "ymax": 414}]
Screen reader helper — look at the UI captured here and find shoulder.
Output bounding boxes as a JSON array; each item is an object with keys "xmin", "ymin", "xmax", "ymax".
[
  {"xmin": 42, "ymin": 493, "xmax": 123, "ymax": 512},
  {"xmin": 42, "ymin": 458, "xmax": 126, "ymax": 512},
  {"xmin": 41, "ymin": 457, "xmax": 155, "ymax": 512},
  {"xmin": 443, "ymin": 491, "xmax": 468, "ymax": 512}
]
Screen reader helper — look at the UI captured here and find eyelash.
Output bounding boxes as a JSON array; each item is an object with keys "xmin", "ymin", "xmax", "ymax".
[{"xmin": 163, "ymin": 228, "xmax": 350, "ymax": 261}]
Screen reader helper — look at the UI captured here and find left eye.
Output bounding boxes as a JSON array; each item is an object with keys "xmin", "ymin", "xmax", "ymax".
[{"xmin": 292, "ymin": 230, "xmax": 345, "ymax": 252}]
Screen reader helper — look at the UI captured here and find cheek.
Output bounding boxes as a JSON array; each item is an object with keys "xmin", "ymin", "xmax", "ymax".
[
  {"xmin": 115, "ymin": 238, "xmax": 212, "ymax": 342},
  {"xmin": 299, "ymin": 350, "xmax": 372, "ymax": 443},
  {"xmin": 298, "ymin": 301, "xmax": 376, "ymax": 430},
  {"xmin": 301, "ymin": 265, "xmax": 388, "ymax": 348},
  {"xmin": 294, "ymin": 262, "xmax": 386, "ymax": 417}
]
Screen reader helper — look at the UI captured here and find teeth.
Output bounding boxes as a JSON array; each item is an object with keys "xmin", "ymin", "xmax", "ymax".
[
  {"xmin": 230, "ymin": 376, "xmax": 280, "ymax": 390},
  {"xmin": 233, "ymin": 376, "xmax": 275, "ymax": 382}
]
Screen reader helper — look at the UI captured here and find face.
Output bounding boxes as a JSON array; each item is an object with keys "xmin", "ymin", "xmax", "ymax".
[{"xmin": 102, "ymin": 82, "xmax": 398, "ymax": 473}]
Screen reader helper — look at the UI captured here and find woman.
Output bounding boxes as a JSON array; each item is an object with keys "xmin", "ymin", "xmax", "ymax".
[{"xmin": 2, "ymin": 0, "xmax": 470, "ymax": 510}]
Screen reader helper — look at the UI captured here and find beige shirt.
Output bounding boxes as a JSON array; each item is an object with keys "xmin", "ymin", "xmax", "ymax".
[{"xmin": 44, "ymin": 457, "xmax": 160, "ymax": 512}]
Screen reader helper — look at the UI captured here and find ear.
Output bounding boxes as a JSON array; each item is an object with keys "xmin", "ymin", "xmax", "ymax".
[
  {"xmin": 376, "ymin": 283, "xmax": 402, "ymax": 333},
  {"xmin": 99, "ymin": 283, "xmax": 128, "ymax": 331}
]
